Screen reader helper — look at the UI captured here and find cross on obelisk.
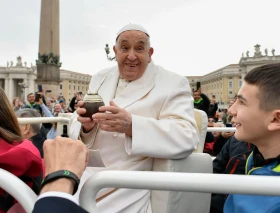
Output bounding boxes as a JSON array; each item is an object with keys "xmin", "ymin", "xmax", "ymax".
[{"xmin": 36, "ymin": 0, "xmax": 61, "ymax": 97}]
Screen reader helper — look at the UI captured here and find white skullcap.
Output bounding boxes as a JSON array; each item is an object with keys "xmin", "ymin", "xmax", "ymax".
[{"xmin": 116, "ymin": 24, "xmax": 149, "ymax": 41}]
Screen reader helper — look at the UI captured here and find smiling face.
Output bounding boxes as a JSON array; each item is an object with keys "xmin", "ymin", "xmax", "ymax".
[
  {"xmin": 228, "ymin": 82, "xmax": 271, "ymax": 145},
  {"xmin": 27, "ymin": 93, "xmax": 35, "ymax": 104},
  {"xmin": 113, "ymin": 30, "xmax": 153, "ymax": 81},
  {"xmin": 54, "ymin": 103, "xmax": 62, "ymax": 112},
  {"xmin": 193, "ymin": 91, "xmax": 201, "ymax": 101}
]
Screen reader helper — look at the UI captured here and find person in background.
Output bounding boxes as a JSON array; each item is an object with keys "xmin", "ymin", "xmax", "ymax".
[
  {"xmin": 213, "ymin": 120, "xmax": 235, "ymax": 155},
  {"xmin": 74, "ymin": 92, "xmax": 83, "ymax": 111},
  {"xmin": 59, "ymin": 100, "xmax": 69, "ymax": 113},
  {"xmin": 12, "ymin": 97, "xmax": 23, "ymax": 112},
  {"xmin": 208, "ymin": 97, "xmax": 218, "ymax": 118},
  {"xmin": 45, "ymin": 99, "xmax": 54, "ymax": 113},
  {"xmin": 53, "ymin": 103, "xmax": 63, "ymax": 117},
  {"xmin": 16, "ymin": 109, "xmax": 46, "ymax": 158},
  {"xmin": 34, "ymin": 97, "xmax": 57, "ymax": 140},
  {"xmin": 222, "ymin": 99, "xmax": 235, "ymax": 125},
  {"xmin": 193, "ymin": 89, "xmax": 210, "ymax": 114},
  {"xmin": 0, "ymin": 87, "xmax": 43, "ymax": 212},
  {"xmin": 69, "ymin": 92, "xmax": 83, "ymax": 113},
  {"xmin": 22, "ymin": 93, "xmax": 43, "ymax": 116},
  {"xmin": 204, "ymin": 117, "xmax": 215, "ymax": 155}
]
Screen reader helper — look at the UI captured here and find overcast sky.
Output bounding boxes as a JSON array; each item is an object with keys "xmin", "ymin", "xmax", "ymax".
[{"xmin": 1, "ymin": 0, "xmax": 279, "ymax": 76}]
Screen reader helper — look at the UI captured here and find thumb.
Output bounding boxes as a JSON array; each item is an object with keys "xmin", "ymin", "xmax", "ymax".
[{"xmin": 110, "ymin": 100, "xmax": 118, "ymax": 107}]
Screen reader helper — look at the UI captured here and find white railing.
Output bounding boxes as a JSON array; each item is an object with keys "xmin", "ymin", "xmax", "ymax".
[
  {"xmin": 0, "ymin": 169, "xmax": 37, "ymax": 213},
  {"xmin": 18, "ymin": 117, "xmax": 70, "ymax": 124},
  {"xmin": 17, "ymin": 113, "xmax": 72, "ymax": 136},
  {"xmin": 207, "ymin": 127, "xmax": 236, "ymax": 132},
  {"xmin": 17, "ymin": 115, "xmax": 236, "ymax": 136},
  {"xmin": 79, "ymin": 171, "xmax": 280, "ymax": 213}
]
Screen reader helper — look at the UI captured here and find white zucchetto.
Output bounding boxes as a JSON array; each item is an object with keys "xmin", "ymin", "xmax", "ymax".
[{"xmin": 116, "ymin": 24, "xmax": 149, "ymax": 40}]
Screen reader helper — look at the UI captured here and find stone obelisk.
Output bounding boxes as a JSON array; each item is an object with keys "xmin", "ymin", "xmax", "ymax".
[{"xmin": 36, "ymin": 0, "xmax": 61, "ymax": 97}]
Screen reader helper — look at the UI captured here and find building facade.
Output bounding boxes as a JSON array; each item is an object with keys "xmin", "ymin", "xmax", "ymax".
[
  {"xmin": 0, "ymin": 56, "xmax": 91, "ymax": 103},
  {"xmin": 186, "ymin": 45, "xmax": 280, "ymax": 109}
]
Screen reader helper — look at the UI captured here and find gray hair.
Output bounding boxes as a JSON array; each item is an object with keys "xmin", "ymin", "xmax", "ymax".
[
  {"xmin": 16, "ymin": 109, "xmax": 41, "ymax": 134},
  {"xmin": 115, "ymin": 32, "xmax": 151, "ymax": 49}
]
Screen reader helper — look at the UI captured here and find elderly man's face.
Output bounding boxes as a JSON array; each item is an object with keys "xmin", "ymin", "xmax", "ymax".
[{"xmin": 113, "ymin": 30, "xmax": 153, "ymax": 81}]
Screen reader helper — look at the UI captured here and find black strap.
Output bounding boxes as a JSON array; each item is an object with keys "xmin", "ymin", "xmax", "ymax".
[{"xmin": 41, "ymin": 170, "xmax": 80, "ymax": 195}]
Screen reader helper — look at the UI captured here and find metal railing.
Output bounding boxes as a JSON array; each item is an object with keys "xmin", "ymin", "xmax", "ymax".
[{"xmin": 79, "ymin": 171, "xmax": 280, "ymax": 213}]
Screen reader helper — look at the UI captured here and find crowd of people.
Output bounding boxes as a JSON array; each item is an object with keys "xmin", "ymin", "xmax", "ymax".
[{"xmin": 0, "ymin": 23, "xmax": 280, "ymax": 213}]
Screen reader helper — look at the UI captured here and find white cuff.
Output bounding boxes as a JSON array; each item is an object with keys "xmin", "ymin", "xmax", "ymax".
[
  {"xmin": 38, "ymin": 191, "xmax": 79, "ymax": 205},
  {"xmin": 125, "ymin": 134, "xmax": 132, "ymax": 155}
]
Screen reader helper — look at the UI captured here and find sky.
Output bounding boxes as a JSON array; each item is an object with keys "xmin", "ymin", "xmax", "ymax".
[{"xmin": 1, "ymin": 0, "xmax": 280, "ymax": 77}]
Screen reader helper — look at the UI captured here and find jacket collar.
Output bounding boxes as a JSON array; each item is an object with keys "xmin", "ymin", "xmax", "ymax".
[{"xmin": 97, "ymin": 61, "xmax": 156, "ymax": 109}]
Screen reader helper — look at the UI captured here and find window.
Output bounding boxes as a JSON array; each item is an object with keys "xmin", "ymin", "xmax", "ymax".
[
  {"xmin": 239, "ymin": 80, "xmax": 242, "ymax": 88},
  {"xmin": 60, "ymin": 84, "xmax": 62, "ymax": 89},
  {"xmin": 69, "ymin": 85, "xmax": 71, "ymax": 89},
  {"xmin": 78, "ymin": 86, "xmax": 80, "ymax": 90},
  {"xmin": 229, "ymin": 81, "xmax": 233, "ymax": 89},
  {"xmin": 74, "ymin": 85, "xmax": 75, "ymax": 90},
  {"xmin": 229, "ymin": 77, "xmax": 232, "ymax": 79}
]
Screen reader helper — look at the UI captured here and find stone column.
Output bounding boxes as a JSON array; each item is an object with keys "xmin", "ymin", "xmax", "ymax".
[
  {"xmin": 36, "ymin": 0, "xmax": 61, "ymax": 98},
  {"xmin": 7, "ymin": 78, "xmax": 14, "ymax": 102},
  {"xmin": 4, "ymin": 78, "xmax": 8, "ymax": 94}
]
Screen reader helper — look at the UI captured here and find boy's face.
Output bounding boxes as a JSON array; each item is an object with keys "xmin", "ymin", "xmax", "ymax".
[{"xmin": 228, "ymin": 82, "xmax": 271, "ymax": 145}]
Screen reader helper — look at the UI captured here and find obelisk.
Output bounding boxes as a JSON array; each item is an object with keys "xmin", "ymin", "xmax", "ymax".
[{"xmin": 36, "ymin": 0, "xmax": 61, "ymax": 97}]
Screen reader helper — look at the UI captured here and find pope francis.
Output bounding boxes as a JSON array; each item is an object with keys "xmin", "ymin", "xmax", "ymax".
[{"xmin": 69, "ymin": 24, "xmax": 200, "ymax": 213}]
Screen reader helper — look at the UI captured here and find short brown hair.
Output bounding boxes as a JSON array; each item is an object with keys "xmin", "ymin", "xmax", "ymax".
[
  {"xmin": 244, "ymin": 63, "xmax": 280, "ymax": 111},
  {"xmin": 0, "ymin": 88, "xmax": 22, "ymax": 144}
]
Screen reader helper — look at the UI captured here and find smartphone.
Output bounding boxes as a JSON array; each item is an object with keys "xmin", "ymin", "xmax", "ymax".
[
  {"xmin": 196, "ymin": 82, "xmax": 201, "ymax": 90},
  {"xmin": 226, "ymin": 123, "xmax": 232, "ymax": 127},
  {"xmin": 45, "ymin": 90, "xmax": 52, "ymax": 93},
  {"xmin": 35, "ymin": 93, "xmax": 41, "ymax": 102},
  {"xmin": 38, "ymin": 85, "xmax": 43, "ymax": 92}
]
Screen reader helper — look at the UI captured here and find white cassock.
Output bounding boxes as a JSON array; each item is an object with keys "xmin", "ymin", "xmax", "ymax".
[{"xmin": 69, "ymin": 61, "xmax": 199, "ymax": 213}]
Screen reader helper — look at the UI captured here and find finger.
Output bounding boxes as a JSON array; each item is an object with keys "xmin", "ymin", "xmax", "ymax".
[
  {"xmin": 76, "ymin": 107, "xmax": 87, "ymax": 116},
  {"xmin": 77, "ymin": 101, "xmax": 85, "ymax": 107},
  {"xmin": 99, "ymin": 105, "xmax": 119, "ymax": 114},
  {"xmin": 110, "ymin": 100, "xmax": 118, "ymax": 107},
  {"xmin": 93, "ymin": 112, "xmax": 115, "ymax": 120},
  {"xmin": 77, "ymin": 116, "xmax": 94, "ymax": 124},
  {"xmin": 99, "ymin": 124, "xmax": 117, "ymax": 132},
  {"xmin": 98, "ymin": 119, "xmax": 118, "ymax": 126}
]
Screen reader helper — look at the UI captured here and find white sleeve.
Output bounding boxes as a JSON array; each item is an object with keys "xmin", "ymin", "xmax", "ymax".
[
  {"xmin": 38, "ymin": 191, "xmax": 79, "ymax": 205},
  {"xmin": 125, "ymin": 77, "xmax": 199, "ymax": 159}
]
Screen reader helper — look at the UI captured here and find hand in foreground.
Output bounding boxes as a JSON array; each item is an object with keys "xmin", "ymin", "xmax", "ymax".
[
  {"xmin": 76, "ymin": 101, "xmax": 96, "ymax": 133},
  {"xmin": 41, "ymin": 136, "xmax": 88, "ymax": 194},
  {"xmin": 222, "ymin": 132, "xmax": 235, "ymax": 138},
  {"xmin": 93, "ymin": 100, "xmax": 132, "ymax": 136}
]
